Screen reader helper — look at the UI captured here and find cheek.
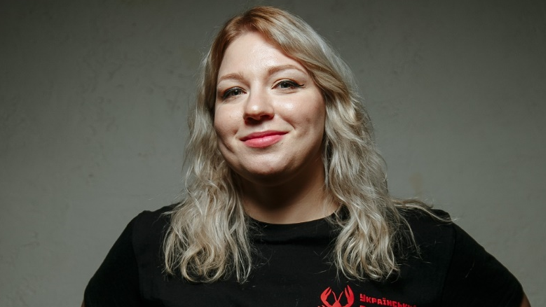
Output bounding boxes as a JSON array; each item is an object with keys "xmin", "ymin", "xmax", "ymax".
[
  {"xmin": 213, "ymin": 107, "xmax": 229, "ymax": 136},
  {"xmin": 213, "ymin": 107, "xmax": 239, "ymax": 148},
  {"xmin": 305, "ymin": 99, "xmax": 326, "ymax": 132},
  {"xmin": 213, "ymin": 119, "xmax": 232, "ymax": 160},
  {"xmin": 284, "ymin": 93, "xmax": 325, "ymax": 124}
]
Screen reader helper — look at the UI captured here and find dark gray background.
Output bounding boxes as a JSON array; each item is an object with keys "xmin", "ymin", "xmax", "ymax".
[{"xmin": 1, "ymin": 0, "xmax": 544, "ymax": 306}]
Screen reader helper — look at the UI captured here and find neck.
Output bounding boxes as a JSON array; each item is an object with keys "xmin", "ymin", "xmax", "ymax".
[{"xmin": 240, "ymin": 157, "xmax": 337, "ymax": 224}]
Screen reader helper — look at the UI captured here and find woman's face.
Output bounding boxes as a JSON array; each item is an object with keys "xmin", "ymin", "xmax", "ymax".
[{"xmin": 213, "ymin": 32, "xmax": 326, "ymax": 185}]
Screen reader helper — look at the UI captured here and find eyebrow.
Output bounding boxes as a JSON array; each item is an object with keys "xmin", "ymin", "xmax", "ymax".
[
  {"xmin": 217, "ymin": 72, "xmax": 245, "ymax": 84},
  {"xmin": 267, "ymin": 64, "xmax": 306, "ymax": 76},
  {"xmin": 217, "ymin": 64, "xmax": 306, "ymax": 84}
]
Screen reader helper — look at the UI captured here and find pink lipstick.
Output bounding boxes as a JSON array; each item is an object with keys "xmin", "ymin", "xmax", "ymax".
[{"xmin": 241, "ymin": 131, "xmax": 286, "ymax": 148}]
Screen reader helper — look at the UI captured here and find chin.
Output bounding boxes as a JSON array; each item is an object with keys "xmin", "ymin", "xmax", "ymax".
[{"xmin": 236, "ymin": 166, "xmax": 295, "ymax": 187}]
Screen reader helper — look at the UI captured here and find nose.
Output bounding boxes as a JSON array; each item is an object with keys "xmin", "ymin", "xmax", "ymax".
[{"xmin": 243, "ymin": 90, "xmax": 274, "ymax": 124}]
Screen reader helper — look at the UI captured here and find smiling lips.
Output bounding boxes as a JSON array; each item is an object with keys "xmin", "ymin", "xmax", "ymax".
[{"xmin": 241, "ymin": 131, "xmax": 287, "ymax": 148}]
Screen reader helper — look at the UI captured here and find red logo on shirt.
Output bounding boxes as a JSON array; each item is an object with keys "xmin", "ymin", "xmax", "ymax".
[
  {"xmin": 318, "ymin": 286, "xmax": 418, "ymax": 307},
  {"xmin": 319, "ymin": 286, "xmax": 354, "ymax": 307}
]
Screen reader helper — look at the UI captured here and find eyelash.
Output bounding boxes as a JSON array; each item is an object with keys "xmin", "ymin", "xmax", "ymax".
[
  {"xmin": 219, "ymin": 80, "xmax": 304, "ymax": 100},
  {"xmin": 275, "ymin": 80, "xmax": 304, "ymax": 89},
  {"xmin": 221, "ymin": 87, "xmax": 245, "ymax": 100}
]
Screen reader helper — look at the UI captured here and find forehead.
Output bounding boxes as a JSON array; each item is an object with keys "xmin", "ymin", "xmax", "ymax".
[{"xmin": 217, "ymin": 32, "xmax": 306, "ymax": 77}]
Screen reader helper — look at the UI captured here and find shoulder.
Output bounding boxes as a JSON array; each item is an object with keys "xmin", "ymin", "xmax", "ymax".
[
  {"xmin": 84, "ymin": 205, "xmax": 176, "ymax": 306},
  {"xmin": 399, "ymin": 207, "xmax": 455, "ymax": 250},
  {"xmin": 395, "ymin": 208, "xmax": 456, "ymax": 287},
  {"xmin": 398, "ymin": 207, "xmax": 495, "ymax": 269},
  {"xmin": 399, "ymin": 207, "xmax": 523, "ymax": 306},
  {"xmin": 130, "ymin": 204, "xmax": 175, "ymax": 253},
  {"xmin": 132, "ymin": 204, "xmax": 174, "ymax": 231}
]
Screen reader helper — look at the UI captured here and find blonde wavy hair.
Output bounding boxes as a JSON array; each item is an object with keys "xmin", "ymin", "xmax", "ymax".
[{"xmin": 164, "ymin": 6, "xmax": 431, "ymax": 283}]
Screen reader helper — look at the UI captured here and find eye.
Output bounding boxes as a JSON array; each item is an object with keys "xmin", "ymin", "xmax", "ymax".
[
  {"xmin": 220, "ymin": 87, "xmax": 245, "ymax": 100},
  {"xmin": 275, "ymin": 80, "xmax": 303, "ymax": 90}
]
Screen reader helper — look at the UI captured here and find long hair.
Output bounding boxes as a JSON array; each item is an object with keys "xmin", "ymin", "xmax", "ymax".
[{"xmin": 164, "ymin": 6, "xmax": 430, "ymax": 283}]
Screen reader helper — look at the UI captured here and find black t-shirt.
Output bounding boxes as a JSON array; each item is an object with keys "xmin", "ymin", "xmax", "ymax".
[{"xmin": 84, "ymin": 206, "xmax": 523, "ymax": 307}]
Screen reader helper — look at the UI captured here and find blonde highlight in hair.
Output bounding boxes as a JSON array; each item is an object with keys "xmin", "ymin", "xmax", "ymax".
[{"xmin": 164, "ymin": 6, "xmax": 432, "ymax": 283}]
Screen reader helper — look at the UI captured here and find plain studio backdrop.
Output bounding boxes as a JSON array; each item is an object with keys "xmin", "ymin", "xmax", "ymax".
[{"xmin": 1, "ymin": 0, "xmax": 544, "ymax": 306}]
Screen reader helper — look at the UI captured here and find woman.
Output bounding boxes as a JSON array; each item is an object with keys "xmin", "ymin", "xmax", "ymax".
[{"xmin": 84, "ymin": 6, "xmax": 530, "ymax": 307}]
